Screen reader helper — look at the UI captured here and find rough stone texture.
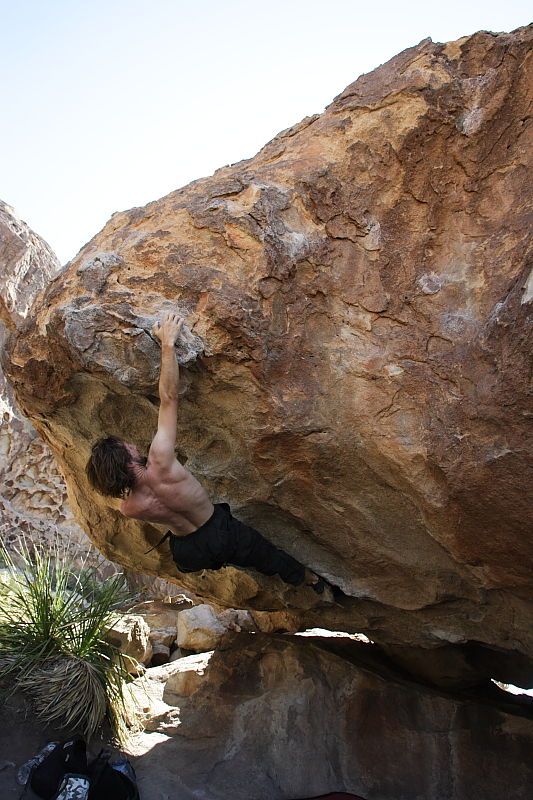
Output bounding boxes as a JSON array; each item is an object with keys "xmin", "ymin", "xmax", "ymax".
[
  {"xmin": 251, "ymin": 608, "xmax": 301, "ymax": 634},
  {"xmin": 217, "ymin": 607, "xmax": 255, "ymax": 632},
  {"xmin": 0, "ymin": 367, "xmax": 109, "ymax": 567},
  {"xmin": 128, "ymin": 634, "xmax": 533, "ymax": 800},
  {"xmin": 0, "ymin": 204, "xmax": 107, "ymax": 571},
  {"xmin": 124, "ymin": 573, "xmax": 199, "ymax": 603},
  {"xmin": 105, "ymin": 613, "xmax": 153, "ymax": 670},
  {"xmin": 177, "ymin": 603, "xmax": 227, "ymax": 652},
  {"xmin": 0, "ymin": 200, "xmax": 60, "ymax": 331},
  {"xmin": 130, "ymin": 598, "xmax": 300, "ymax": 656},
  {"xmin": 150, "ymin": 642, "xmax": 171, "ymax": 666},
  {"xmin": 163, "ymin": 651, "xmax": 212, "ymax": 699},
  {"xmin": 169, "ymin": 647, "xmax": 185, "ymax": 662},
  {"xmin": 127, "ymin": 598, "xmax": 192, "ymax": 633},
  {"xmin": 149, "ymin": 627, "xmax": 177, "ymax": 648},
  {"xmin": 0, "ymin": 638, "xmax": 530, "ymax": 800},
  {"xmin": 0, "ymin": 686, "xmax": 369, "ymax": 800},
  {"xmin": 1, "ymin": 28, "xmax": 533, "ymax": 686}
]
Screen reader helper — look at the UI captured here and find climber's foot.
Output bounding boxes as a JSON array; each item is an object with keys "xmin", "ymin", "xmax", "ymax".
[
  {"xmin": 304, "ymin": 569, "xmax": 334, "ymax": 602},
  {"xmin": 311, "ymin": 577, "xmax": 326, "ymax": 594},
  {"xmin": 304, "ymin": 568, "xmax": 321, "ymax": 589}
]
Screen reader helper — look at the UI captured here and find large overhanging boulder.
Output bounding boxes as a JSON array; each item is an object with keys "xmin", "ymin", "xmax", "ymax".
[{"xmin": 2, "ymin": 27, "xmax": 532, "ymax": 686}]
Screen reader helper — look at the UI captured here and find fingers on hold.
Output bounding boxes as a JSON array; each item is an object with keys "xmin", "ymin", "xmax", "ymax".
[{"xmin": 158, "ymin": 311, "xmax": 184, "ymax": 327}]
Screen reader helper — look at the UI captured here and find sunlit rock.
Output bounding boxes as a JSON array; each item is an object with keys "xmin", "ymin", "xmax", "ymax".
[
  {"xmin": 177, "ymin": 604, "xmax": 227, "ymax": 652},
  {"xmin": 106, "ymin": 613, "xmax": 153, "ymax": 670},
  {"xmin": 1, "ymin": 27, "xmax": 533, "ymax": 687}
]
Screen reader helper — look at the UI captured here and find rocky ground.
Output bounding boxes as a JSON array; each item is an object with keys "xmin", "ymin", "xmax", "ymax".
[
  {"xmin": 0, "ymin": 697, "xmax": 362, "ymax": 800},
  {"xmin": 1, "ymin": 641, "xmax": 532, "ymax": 800},
  {"xmin": 1, "ymin": 600, "xmax": 532, "ymax": 799}
]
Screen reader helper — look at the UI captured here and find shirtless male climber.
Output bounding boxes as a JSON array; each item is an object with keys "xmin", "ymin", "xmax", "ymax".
[{"xmin": 86, "ymin": 311, "xmax": 328, "ymax": 595}]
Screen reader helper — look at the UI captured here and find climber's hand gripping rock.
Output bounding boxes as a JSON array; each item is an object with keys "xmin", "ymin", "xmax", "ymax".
[{"xmin": 152, "ymin": 311, "xmax": 185, "ymax": 347}]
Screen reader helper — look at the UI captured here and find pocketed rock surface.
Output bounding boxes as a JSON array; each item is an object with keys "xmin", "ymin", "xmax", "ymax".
[
  {"xmin": 1, "ymin": 26, "xmax": 533, "ymax": 688},
  {"xmin": 0, "ymin": 202, "xmax": 102, "ymax": 567}
]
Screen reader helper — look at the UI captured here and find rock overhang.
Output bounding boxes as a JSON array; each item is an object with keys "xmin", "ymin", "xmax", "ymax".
[{"xmin": 1, "ymin": 25, "xmax": 533, "ymax": 687}]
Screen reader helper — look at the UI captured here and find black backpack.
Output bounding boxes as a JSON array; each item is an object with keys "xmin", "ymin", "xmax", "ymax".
[
  {"xmin": 87, "ymin": 748, "xmax": 140, "ymax": 800},
  {"xmin": 18, "ymin": 737, "xmax": 139, "ymax": 800}
]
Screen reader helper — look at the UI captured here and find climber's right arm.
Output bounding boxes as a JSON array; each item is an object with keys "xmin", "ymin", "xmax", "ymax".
[{"xmin": 149, "ymin": 312, "xmax": 184, "ymax": 472}]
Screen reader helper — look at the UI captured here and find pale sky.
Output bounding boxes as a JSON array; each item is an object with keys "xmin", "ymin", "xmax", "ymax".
[{"xmin": 1, "ymin": 0, "xmax": 530, "ymax": 264}]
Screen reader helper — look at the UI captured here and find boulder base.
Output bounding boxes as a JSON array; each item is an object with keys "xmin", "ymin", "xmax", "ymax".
[{"xmin": 128, "ymin": 634, "xmax": 533, "ymax": 800}]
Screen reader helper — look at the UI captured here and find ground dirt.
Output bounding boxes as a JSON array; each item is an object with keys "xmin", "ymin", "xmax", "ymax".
[{"xmin": 0, "ymin": 693, "xmax": 365, "ymax": 800}]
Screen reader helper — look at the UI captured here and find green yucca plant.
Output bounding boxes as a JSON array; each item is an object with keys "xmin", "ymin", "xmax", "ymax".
[{"xmin": 0, "ymin": 539, "xmax": 139, "ymax": 741}]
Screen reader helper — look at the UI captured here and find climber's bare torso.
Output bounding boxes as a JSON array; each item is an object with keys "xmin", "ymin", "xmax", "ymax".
[
  {"xmin": 119, "ymin": 313, "xmax": 214, "ymax": 535},
  {"xmin": 118, "ymin": 311, "xmax": 326, "ymax": 594},
  {"xmin": 121, "ymin": 445, "xmax": 214, "ymax": 535}
]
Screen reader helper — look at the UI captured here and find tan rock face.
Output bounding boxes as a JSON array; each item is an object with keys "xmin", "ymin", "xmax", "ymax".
[
  {"xmin": 128, "ymin": 634, "xmax": 533, "ymax": 800},
  {"xmin": 0, "ymin": 367, "xmax": 105, "ymax": 565},
  {"xmin": 177, "ymin": 604, "xmax": 227, "ymax": 652},
  {"xmin": 1, "ymin": 28, "xmax": 533, "ymax": 681},
  {"xmin": 105, "ymin": 613, "xmax": 153, "ymax": 670}
]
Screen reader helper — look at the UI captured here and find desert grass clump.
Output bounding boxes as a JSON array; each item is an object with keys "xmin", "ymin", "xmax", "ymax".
[{"xmin": 0, "ymin": 539, "xmax": 138, "ymax": 741}]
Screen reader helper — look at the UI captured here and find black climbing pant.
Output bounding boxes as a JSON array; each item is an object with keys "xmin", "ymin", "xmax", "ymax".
[{"xmin": 169, "ymin": 503, "xmax": 306, "ymax": 586}]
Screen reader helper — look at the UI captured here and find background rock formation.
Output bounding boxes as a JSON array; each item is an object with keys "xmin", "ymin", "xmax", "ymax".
[
  {"xmin": 0, "ymin": 367, "xmax": 89, "ymax": 559},
  {"xmin": 0, "ymin": 201, "xmax": 99, "ymax": 566},
  {"xmin": 2, "ymin": 27, "xmax": 533, "ymax": 688},
  {"xmin": 2, "ymin": 633, "xmax": 531, "ymax": 799},
  {"xmin": 0, "ymin": 200, "xmax": 60, "ymax": 331}
]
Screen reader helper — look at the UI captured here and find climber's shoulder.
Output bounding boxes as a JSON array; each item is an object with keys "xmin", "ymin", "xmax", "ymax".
[{"xmin": 120, "ymin": 485, "xmax": 150, "ymax": 519}]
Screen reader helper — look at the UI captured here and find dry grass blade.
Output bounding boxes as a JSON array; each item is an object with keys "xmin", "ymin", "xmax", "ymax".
[
  {"xmin": 19, "ymin": 656, "xmax": 107, "ymax": 739},
  {"xmin": 0, "ymin": 539, "xmax": 140, "ymax": 741}
]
